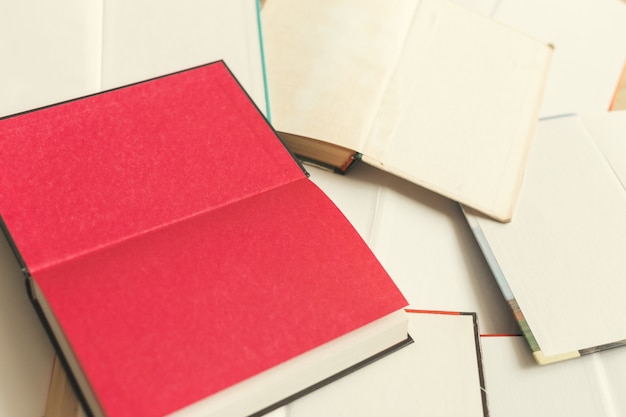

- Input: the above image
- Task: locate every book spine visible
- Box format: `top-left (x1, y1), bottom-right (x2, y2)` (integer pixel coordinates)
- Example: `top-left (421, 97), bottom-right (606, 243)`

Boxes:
top-left (0, 216), bottom-right (29, 278)
top-left (0, 217), bottom-right (93, 416)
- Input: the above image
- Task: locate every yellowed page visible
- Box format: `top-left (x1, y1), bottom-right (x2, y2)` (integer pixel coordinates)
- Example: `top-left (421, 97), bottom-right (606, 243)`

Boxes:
top-left (363, 0), bottom-right (551, 222)
top-left (263, 0), bottom-right (417, 150)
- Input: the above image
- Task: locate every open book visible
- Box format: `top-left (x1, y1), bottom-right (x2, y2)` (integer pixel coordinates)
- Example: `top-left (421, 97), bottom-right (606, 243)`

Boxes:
top-left (262, 0), bottom-right (552, 222)
top-left (0, 62), bottom-right (409, 417)
top-left (463, 111), bottom-right (626, 364)
top-left (0, 0), bottom-right (268, 117)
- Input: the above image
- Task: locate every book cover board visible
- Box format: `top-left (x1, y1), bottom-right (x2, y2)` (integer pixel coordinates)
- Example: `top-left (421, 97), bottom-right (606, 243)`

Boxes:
top-left (0, 61), bottom-right (409, 417)
top-left (282, 309), bottom-right (489, 417)
top-left (262, 0), bottom-right (552, 222)
top-left (0, 0), bottom-right (268, 118)
top-left (463, 112), bottom-right (626, 364)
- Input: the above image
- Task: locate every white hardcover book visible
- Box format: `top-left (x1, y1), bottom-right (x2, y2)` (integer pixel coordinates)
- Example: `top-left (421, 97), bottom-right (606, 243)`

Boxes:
top-left (493, 0), bottom-right (626, 117)
top-left (464, 113), bottom-right (626, 364)
top-left (1, 0), bottom-right (268, 117)
top-left (482, 335), bottom-right (626, 416)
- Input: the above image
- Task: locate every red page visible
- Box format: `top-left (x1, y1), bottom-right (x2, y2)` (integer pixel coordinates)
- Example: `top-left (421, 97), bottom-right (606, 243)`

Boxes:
top-left (0, 62), bottom-right (303, 273)
top-left (0, 62), bottom-right (407, 417)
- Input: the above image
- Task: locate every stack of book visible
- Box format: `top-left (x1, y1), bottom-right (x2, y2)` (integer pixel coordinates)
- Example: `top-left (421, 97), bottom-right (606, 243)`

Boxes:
top-left (1, 0), bottom-right (626, 416)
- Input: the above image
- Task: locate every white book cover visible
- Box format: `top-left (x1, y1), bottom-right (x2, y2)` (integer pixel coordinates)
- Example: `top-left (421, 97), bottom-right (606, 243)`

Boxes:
top-left (0, 0), bottom-right (268, 117)
top-left (463, 113), bottom-right (626, 364)
top-left (492, 0), bottom-right (626, 117)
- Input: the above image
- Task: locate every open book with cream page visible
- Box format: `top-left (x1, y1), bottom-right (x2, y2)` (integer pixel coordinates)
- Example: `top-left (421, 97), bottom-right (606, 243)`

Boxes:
top-left (262, 0), bottom-right (552, 222)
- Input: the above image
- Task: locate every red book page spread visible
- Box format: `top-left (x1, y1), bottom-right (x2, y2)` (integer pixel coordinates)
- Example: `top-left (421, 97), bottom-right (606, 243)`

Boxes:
top-left (35, 179), bottom-right (406, 417)
top-left (0, 62), bottom-right (407, 417)
top-left (0, 62), bottom-right (302, 273)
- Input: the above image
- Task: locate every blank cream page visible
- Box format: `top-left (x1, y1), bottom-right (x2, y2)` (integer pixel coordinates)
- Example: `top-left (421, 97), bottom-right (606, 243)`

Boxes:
top-left (363, 0), bottom-right (552, 222)
top-left (263, 0), bottom-right (417, 150)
